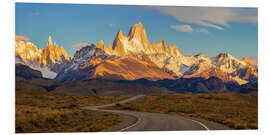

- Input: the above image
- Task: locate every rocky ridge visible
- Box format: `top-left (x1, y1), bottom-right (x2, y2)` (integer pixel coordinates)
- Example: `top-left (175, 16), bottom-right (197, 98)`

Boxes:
top-left (15, 22), bottom-right (258, 85)
top-left (94, 22), bottom-right (257, 84)
top-left (15, 36), bottom-right (70, 78)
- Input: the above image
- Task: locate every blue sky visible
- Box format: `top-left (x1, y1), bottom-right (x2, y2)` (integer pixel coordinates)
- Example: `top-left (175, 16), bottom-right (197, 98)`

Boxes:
top-left (15, 3), bottom-right (258, 59)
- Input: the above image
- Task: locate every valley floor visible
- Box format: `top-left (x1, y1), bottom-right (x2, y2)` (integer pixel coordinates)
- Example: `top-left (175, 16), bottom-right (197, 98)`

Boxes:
top-left (16, 84), bottom-right (258, 132)
top-left (15, 85), bottom-right (132, 133)
top-left (105, 93), bottom-right (258, 129)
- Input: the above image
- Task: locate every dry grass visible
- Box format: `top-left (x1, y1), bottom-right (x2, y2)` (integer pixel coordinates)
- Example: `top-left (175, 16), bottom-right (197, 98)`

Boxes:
top-left (15, 85), bottom-right (131, 133)
top-left (16, 105), bottom-right (122, 133)
top-left (108, 93), bottom-right (258, 129)
top-left (16, 85), bottom-right (132, 108)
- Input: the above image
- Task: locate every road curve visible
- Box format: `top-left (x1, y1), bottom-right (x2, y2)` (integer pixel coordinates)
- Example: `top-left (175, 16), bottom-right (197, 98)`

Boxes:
top-left (82, 95), bottom-right (228, 131)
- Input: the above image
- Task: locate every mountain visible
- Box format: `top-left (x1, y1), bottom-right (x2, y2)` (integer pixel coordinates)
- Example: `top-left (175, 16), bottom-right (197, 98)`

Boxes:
top-left (16, 76), bottom-right (171, 96)
top-left (52, 79), bottom-right (171, 96)
top-left (41, 36), bottom-right (69, 67)
top-left (170, 77), bottom-right (228, 93)
top-left (96, 22), bottom-right (193, 76)
top-left (56, 44), bottom-right (174, 81)
top-left (15, 22), bottom-right (257, 86)
top-left (15, 63), bottom-right (42, 79)
top-left (181, 53), bottom-right (258, 84)
top-left (55, 44), bottom-right (110, 81)
top-left (108, 22), bottom-right (182, 57)
top-left (94, 22), bottom-right (257, 84)
top-left (112, 22), bottom-right (149, 55)
top-left (115, 77), bottom-right (228, 93)
top-left (211, 53), bottom-right (248, 74)
top-left (92, 55), bottom-right (174, 80)
top-left (15, 41), bottom-right (43, 65)
top-left (15, 36), bottom-right (70, 78)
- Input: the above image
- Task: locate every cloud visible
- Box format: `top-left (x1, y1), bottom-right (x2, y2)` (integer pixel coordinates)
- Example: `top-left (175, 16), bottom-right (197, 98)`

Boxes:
top-left (170, 25), bottom-right (193, 32)
top-left (72, 42), bottom-right (90, 50)
top-left (155, 7), bottom-right (257, 30)
top-left (195, 28), bottom-right (209, 34)
top-left (109, 24), bottom-right (116, 27)
top-left (170, 25), bottom-right (209, 34)
top-left (15, 35), bottom-right (29, 41)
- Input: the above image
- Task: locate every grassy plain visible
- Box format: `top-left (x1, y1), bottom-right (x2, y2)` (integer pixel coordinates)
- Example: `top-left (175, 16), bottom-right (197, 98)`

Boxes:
top-left (107, 93), bottom-right (258, 129)
top-left (15, 85), bottom-right (131, 133)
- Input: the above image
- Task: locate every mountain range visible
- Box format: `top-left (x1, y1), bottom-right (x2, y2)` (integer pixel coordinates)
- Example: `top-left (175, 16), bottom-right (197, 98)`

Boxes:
top-left (15, 22), bottom-right (258, 87)
top-left (15, 36), bottom-right (70, 78)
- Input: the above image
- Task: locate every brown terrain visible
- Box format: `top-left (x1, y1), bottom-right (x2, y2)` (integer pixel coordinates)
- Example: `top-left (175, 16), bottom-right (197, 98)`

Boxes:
top-left (92, 56), bottom-right (174, 80)
top-left (15, 83), bottom-right (134, 133)
top-left (106, 94), bottom-right (258, 129)
top-left (14, 21), bottom-right (258, 133)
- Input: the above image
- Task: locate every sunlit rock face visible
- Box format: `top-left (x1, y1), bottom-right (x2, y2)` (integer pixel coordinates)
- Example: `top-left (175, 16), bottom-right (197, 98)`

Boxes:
top-left (94, 22), bottom-right (257, 84)
top-left (15, 41), bottom-right (43, 66)
top-left (16, 36), bottom-right (69, 67)
top-left (15, 36), bottom-right (70, 79)
top-left (41, 36), bottom-right (70, 66)
top-left (110, 22), bottom-right (182, 57)
top-left (91, 55), bottom-right (175, 81)
top-left (98, 22), bottom-right (185, 76)
top-left (15, 22), bottom-right (257, 84)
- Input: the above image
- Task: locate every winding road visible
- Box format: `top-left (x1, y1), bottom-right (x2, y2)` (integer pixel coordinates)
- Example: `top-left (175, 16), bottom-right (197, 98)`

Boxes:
top-left (82, 95), bottom-right (230, 131)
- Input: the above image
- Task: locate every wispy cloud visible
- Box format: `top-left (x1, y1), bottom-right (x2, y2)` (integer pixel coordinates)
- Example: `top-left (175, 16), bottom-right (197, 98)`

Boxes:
top-left (155, 7), bottom-right (257, 30)
top-left (15, 35), bottom-right (29, 41)
top-left (72, 42), bottom-right (90, 50)
top-left (195, 28), bottom-right (209, 34)
top-left (170, 24), bottom-right (209, 34)
top-left (170, 25), bottom-right (193, 32)
top-left (109, 24), bottom-right (116, 28)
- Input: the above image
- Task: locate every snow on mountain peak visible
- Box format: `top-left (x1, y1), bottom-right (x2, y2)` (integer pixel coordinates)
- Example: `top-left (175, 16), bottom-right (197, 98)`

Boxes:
top-left (15, 40), bottom-right (43, 66)
top-left (15, 23), bottom-right (257, 85)
top-left (212, 53), bottom-right (247, 73)
top-left (15, 36), bottom-right (70, 78)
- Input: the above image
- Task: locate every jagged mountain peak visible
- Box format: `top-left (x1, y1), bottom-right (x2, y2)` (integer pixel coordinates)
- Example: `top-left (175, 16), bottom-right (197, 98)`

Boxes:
top-left (37, 23), bottom-right (256, 85)
top-left (215, 53), bottom-right (235, 61)
top-left (112, 29), bottom-right (127, 55)
top-left (214, 53), bottom-right (245, 64)
top-left (218, 52), bottom-right (231, 57)
top-left (129, 21), bottom-right (144, 32)
top-left (15, 36), bottom-right (70, 79)
top-left (127, 21), bottom-right (149, 48)
top-left (107, 43), bottom-right (112, 50)
top-left (156, 40), bottom-right (166, 46)
top-left (97, 40), bottom-right (105, 49)
top-left (109, 22), bottom-right (183, 57)
top-left (15, 40), bottom-right (43, 64)
top-left (241, 57), bottom-right (253, 66)
top-left (194, 53), bottom-right (210, 62)
top-left (73, 44), bottom-right (96, 58)
top-left (116, 29), bottom-right (126, 39)
top-left (42, 36), bottom-right (70, 66)
top-left (59, 44), bottom-right (96, 74)
top-left (18, 36), bottom-right (69, 63)
top-left (48, 36), bottom-right (53, 45)
top-left (195, 52), bottom-right (206, 58)
top-left (211, 52), bottom-right (248, 74)
top-left (136, 21), bottom-right (143, 26)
